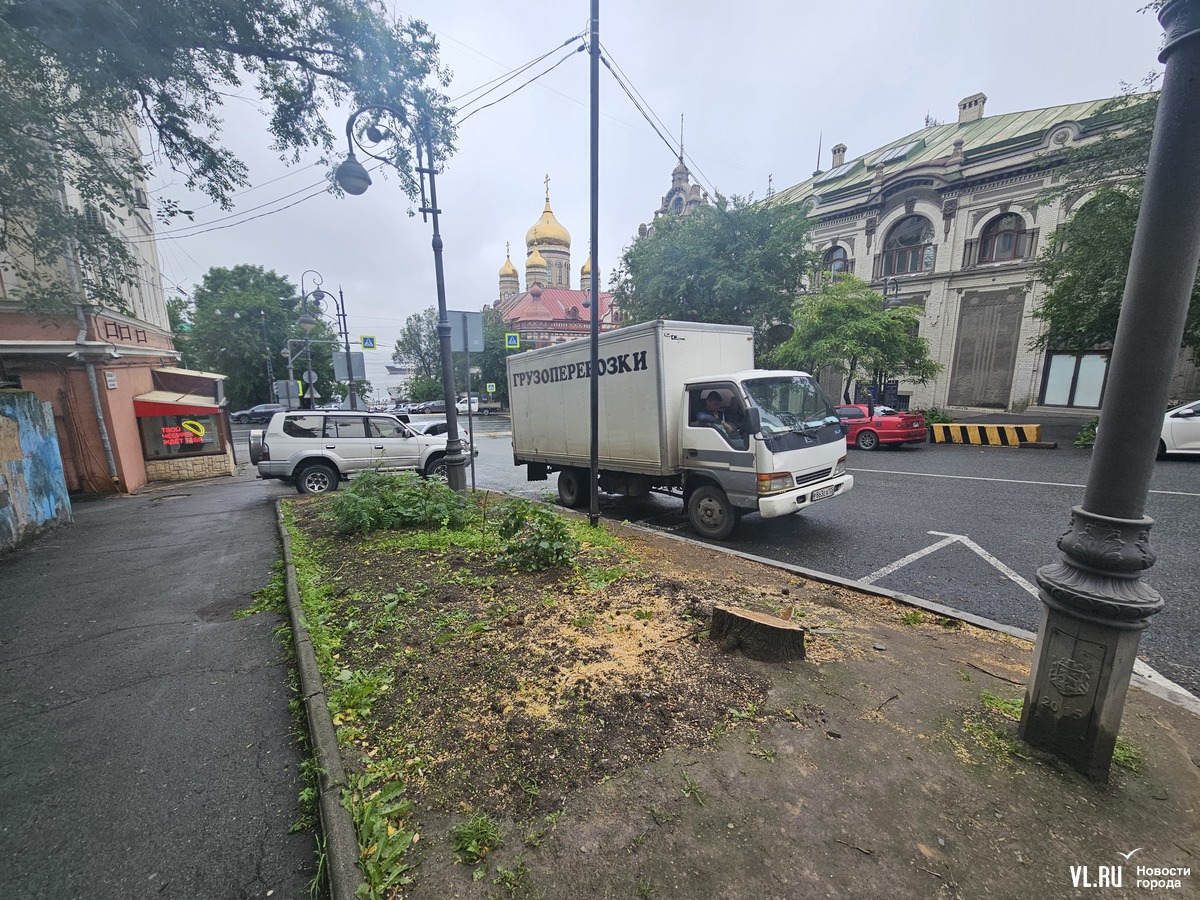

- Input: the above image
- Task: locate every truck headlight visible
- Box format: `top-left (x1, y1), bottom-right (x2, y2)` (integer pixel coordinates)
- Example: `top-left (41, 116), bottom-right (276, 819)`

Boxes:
top-left (833, 455), bottom-right (847, 476)
top-left (757, 472), bottom-right (795, 494)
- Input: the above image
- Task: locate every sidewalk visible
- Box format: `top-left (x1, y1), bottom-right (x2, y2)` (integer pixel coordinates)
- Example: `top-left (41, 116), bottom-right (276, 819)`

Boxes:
top-left (0, 473), bottom-right (312, 899)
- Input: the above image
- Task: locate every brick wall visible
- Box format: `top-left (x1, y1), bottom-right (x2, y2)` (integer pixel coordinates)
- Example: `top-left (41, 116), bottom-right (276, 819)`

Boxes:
top-left (144, 449), bottom-right (236, 482)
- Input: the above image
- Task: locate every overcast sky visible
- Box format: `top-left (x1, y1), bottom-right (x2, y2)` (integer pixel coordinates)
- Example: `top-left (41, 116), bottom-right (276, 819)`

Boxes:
top-left (148, 0), bottom-right (1167, 391)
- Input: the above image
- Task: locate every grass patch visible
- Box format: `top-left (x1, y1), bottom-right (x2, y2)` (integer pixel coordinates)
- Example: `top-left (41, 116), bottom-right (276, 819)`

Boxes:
top-left (1113, 736), bottom-right (1143, 772)
top-left (980, 691), bottom-right (1024, 720)
top-left (450, 813), bottom-right (502, 865)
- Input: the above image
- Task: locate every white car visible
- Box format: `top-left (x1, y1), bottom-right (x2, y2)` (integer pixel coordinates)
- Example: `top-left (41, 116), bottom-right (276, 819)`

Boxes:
top-left (251, 410), bottom-right (450, 493)
top-left (1160, 399), bottom-right (1200, 457)
top-left (455, 396), bottom-right (479, 414)
top-left (410, 419), bottom-right (477, 457)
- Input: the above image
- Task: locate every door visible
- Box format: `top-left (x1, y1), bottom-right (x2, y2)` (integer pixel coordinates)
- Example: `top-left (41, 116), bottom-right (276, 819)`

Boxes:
top-left (321, 415), bottom-right (376, 472)
top-left (368, 416), bottom-right (421, 470)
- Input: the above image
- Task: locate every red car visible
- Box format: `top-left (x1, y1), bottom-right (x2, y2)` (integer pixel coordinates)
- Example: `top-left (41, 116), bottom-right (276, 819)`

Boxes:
top-left (836, 404), bottom-right (927, 450)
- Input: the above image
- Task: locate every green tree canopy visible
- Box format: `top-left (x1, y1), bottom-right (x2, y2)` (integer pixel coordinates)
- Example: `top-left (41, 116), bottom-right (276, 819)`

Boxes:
top-left (1, 0), bottom-right (453, 314)
top-left (393, 306), bottom-right (439, 385)
top-left (1033, 81), bottom-right (1200, 363)
top-left (177, 264), bottom-right (339, 410)
top-left (609, 195), bottom-right (817, 357)
top-left (771, 275), bottom-right (942, 403)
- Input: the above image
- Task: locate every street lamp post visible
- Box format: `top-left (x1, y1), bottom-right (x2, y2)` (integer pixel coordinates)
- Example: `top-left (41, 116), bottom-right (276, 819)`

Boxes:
top-left (299, 270), bottom-right (358, 410)
top-left (333, 99), bottom-right (467, 492)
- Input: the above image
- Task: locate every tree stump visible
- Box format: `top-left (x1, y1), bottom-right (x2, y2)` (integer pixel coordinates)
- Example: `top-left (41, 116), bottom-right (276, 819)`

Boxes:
top-left (710, 605), bottom-right (806, 662)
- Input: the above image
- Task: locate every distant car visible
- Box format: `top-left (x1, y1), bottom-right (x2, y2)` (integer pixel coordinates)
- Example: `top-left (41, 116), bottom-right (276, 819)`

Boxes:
top-left (836, 404), bottom-right (927, 450)
top-left (456, 396), bottom-right (480, 414)
top-left (231, 403), bottom-right (287, 424)
top-left (411, 400), bottom-right (447, 414)
top-left (1159, 399), bottom-right (1200, 457)
top-left (410, 419), bottom-right (477, 457)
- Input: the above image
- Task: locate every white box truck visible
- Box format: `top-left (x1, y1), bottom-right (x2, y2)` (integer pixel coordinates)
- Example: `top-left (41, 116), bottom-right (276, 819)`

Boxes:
top-left (507, 320), bottom-right (853, 539)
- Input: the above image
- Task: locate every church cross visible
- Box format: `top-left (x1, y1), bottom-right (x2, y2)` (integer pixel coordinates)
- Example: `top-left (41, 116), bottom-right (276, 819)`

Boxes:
top-left (544, 173), bottom-right (550, 202)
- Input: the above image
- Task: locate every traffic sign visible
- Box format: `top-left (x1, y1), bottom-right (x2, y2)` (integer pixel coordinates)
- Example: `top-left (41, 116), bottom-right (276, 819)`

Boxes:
top-left (486, 382), bottom-right (496, 393)
top-left (360, 336), bottom-right (376, 350)
top-left (505, 332), bottom-right (520, 349)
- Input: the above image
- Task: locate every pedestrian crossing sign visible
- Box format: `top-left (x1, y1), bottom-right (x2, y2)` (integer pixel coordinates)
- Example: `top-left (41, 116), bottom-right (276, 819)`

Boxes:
top-left (360, 336), bottom-right (376, 350)
top-left (505, 333), bottom-right (519, 349)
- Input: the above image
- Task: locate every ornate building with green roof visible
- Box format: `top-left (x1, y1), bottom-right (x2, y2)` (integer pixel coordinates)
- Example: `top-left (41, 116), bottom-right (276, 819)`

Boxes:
top-left (773, 92), bottom-right (1196, 413)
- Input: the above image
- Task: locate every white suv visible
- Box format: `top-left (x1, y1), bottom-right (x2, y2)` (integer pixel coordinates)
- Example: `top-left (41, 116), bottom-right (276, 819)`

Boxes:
top-left (251, 410), bottom-right (449, 494)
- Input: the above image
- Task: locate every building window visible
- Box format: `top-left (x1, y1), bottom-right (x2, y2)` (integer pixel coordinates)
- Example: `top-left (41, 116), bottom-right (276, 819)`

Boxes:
top-left (823, 246), bottom-right (849, 275)
top-left (1042, 352), bottom-right (1108, 408)
top-left (881, 215), bottom-right (934, 276)
top-left (138, 413), bottom-right (223, 458)
top-left (980, 213), bottom-right (1029, 262)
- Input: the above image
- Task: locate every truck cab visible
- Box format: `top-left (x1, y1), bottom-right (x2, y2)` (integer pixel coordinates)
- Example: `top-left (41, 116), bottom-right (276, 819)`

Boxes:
top-left (678, 372), bottom-right (852, 538)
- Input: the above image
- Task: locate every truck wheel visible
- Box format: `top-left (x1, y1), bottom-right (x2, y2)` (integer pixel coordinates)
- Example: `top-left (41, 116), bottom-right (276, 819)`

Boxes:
top-left (424, 454), bottom-right (448, 479)
top-left (687, 484), bottom-right (737, 540)
top-left (557, 468), bottom-right (588, 508)
top-left (855, 429), bottom-right (879, 451)
top-left (296, 462), bottom-right (338, 494)
top-left (248, 429), bottom-right (265, 465)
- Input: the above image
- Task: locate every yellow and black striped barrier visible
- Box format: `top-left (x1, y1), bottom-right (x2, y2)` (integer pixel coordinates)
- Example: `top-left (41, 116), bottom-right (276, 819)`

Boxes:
top-left (930, 423), bottom-right (1048, 447)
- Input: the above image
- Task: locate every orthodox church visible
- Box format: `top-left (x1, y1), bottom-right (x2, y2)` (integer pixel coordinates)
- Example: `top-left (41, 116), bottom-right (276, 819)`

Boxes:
top-left (495, 178), bottom-right (619, 350)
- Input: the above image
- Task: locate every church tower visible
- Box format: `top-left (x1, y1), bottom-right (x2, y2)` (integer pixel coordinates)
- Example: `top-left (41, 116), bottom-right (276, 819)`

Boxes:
top-left (498, 242), bottom-right (520, 304)
top-left (525, 175), bottom-right (571, 290)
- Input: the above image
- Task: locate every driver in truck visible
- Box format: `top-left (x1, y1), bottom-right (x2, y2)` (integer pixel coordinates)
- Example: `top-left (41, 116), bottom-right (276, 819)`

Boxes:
top-left (695, 391), bottom-right (747, 449)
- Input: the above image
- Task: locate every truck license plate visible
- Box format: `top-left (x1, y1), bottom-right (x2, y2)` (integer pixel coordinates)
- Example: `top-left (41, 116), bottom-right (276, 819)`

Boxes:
top-left (811, 485), bottom-right (836, 502)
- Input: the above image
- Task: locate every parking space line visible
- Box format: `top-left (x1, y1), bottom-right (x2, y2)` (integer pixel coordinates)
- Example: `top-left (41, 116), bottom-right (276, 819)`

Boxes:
top-left (848, 468), bottom-right (1200, 498)
top-left (861, 530), bottom-right (1040, 598)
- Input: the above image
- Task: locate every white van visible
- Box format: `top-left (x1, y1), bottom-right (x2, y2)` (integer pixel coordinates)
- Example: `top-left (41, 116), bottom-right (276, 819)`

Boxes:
top-left (455, 396), bottom-right (479, 414)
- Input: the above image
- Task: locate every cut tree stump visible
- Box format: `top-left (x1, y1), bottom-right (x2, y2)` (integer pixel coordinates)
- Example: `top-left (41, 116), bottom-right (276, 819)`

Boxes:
top-left (710, 605), bottom-right (806, 662)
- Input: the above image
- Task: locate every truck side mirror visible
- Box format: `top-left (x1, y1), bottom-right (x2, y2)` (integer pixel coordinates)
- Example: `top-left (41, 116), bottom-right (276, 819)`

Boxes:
top-left (745, 407), bottom-right (761, 434)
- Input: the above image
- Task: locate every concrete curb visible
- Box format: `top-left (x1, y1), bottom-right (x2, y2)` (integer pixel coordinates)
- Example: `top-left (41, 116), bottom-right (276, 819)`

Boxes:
top-left (276, 501), bottom-right (364, 900)
top-left (619, 521), bottom-right (1200, 718)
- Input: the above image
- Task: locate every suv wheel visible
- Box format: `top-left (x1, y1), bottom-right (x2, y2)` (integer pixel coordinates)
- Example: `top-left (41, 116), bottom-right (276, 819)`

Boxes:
top-left (296, 462), bottom-right (338, 494)
top-left (424, 454), bottom-right (448, 479)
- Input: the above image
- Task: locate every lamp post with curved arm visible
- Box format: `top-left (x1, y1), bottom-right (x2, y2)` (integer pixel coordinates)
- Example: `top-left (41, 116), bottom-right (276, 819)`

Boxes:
top-left (333, 100), bottom-right (467, 492)
top-left (299, 270), bottom-right (358, 410)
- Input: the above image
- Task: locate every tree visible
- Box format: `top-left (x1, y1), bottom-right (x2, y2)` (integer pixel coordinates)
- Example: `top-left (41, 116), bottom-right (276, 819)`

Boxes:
top-left (1, 0), bottom-right (453, 314)
top-left (393, 307), bottom-right (440, 399)
top-left (610, 195), bottom-right (818, 357)
top-left (771, 275), bottom-right (941, 403)
top-left (476, 307), bottom-right (513, 406)
top-left (1032, 80), bottom-right (1200, 363)
top-left (176, 264), bottom-right (340, 410)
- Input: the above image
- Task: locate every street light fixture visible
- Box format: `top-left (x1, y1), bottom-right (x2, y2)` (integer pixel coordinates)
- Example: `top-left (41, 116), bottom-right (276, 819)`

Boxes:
top-left (298, 269), bottom-right (358, 410)
top-left (333, 97), bottom-right (467, 493)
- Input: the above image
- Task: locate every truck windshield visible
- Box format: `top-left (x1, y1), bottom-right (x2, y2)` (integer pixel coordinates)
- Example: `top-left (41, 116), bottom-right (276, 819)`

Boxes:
top-left (742, 375), bottom-right (840, 435)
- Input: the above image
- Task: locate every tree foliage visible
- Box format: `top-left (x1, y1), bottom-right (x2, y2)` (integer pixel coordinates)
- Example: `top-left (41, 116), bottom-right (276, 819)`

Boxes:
top-left (771, 275), bottom-right (942, 403)
top-left (609, 195), bottom-right (818, 357)
top-left (1033, 79), bottom-right (1200, 362)
top-left (174, 264), bottom-right (340, 410)
top-left (393, 306), bottom-right (439, 384)
top-left (1, 0), bottom-right (453, 314)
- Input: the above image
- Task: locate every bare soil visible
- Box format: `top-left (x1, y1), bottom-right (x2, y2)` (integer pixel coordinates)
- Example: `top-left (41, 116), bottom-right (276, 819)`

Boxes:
top-left (289, 498), bottom-right (1200, 900)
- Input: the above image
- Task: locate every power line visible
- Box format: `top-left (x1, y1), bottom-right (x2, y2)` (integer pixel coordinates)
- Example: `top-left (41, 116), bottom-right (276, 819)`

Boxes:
top-left (453, 34), bottom-right (583, 108)
top-left (456, 43), bottom-right (586, 126)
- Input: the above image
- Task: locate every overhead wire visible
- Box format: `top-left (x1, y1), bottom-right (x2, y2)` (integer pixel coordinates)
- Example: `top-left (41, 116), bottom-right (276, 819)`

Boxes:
top-left (456, 43), bottom-right (586, 126)
top-left (452, 34), bottom-right (583, 108)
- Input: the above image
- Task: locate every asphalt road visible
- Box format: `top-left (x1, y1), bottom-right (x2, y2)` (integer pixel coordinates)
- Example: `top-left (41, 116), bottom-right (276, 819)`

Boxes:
top-left (457, 417), bottom-right (1200, 696)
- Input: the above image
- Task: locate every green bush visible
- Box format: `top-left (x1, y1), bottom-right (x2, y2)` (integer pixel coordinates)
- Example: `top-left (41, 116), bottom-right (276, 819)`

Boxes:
top-left (322, 471), bottom-right (471, 535)
top-left (1074, 417), bottom-right (1099, 448)
top-left (495, 499), bottom-right (579, 571)
top-left (919, 407), bottom-right (955, 425)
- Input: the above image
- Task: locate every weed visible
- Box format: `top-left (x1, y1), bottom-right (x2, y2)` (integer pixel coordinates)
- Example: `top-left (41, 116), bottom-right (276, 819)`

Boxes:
top-left (328, 668), bottom-right (390, 722)
top-left (632, 608), bottom-right (654, 621)
top-left (648, 806), bottom-right (678, 826)
top-left (957, 668), bottom-right (972, 681)
top-left (290, 755), bottom-right (322, 833)
top-left (307, 832), bottom-right (326, 900)
top-left (493, 857), bottom-right (530, 897)
top-left (521, 780), bottom-right (540, 809)
top-left (979, 691), bottom-right (1023, 720)
top-left (322, 471), bottom-right (472, 535)
top-left (235, 564), bottom-right (286, 618)
top-left (1074, 416), bottom-right (1099, 448)
top-left (680, 769), bottom-right (706, 806)
top-left (1113, 736), bottom-right (1143, 772)
top-left (346, 773), bottom-right (416, 898)
top-left (581, 563), bottom-right (629, 590)
top-left (450, 812), bottom-right (502, 864)
top-left (901, 610), bottom-right (925, 626)
top-left (496, 499), bottom-right (579, 571)
top-left (571, 613), bottom-right (597, 629)
top-left (637, 875), bottom-right (655, 898)
top-left (749, 745), bottom-right (776, 762)
top-left (729, 701), bottom-right (759, 721)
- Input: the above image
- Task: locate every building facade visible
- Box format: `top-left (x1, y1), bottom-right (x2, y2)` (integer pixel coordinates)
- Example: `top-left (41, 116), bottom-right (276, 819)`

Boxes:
top-left (773, 92), bottom-right (1198, 413)
top-left (0, 119), bottom-right (233, 494)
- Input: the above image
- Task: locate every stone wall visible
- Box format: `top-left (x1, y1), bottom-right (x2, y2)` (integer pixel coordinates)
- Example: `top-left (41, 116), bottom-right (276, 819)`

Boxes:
top-left (144, 449), bottom-right (236, 482)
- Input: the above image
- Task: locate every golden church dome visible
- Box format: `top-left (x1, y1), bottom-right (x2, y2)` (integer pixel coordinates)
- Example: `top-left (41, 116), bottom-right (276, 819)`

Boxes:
top-left (525, 199), bottom-right (571, 249)
top-left (526, 246), bottom-right (547, 269)
top-left (580, 255), bottom-right (592, 275)
top-left (499, 252), bottom-right (518, 278)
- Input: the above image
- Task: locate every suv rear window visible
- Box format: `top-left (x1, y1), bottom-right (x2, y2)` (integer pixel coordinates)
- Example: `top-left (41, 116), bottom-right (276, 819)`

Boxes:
top-left (325, 417), bottom-right (367, 438)
top-left (283, 415), bottom-right (323, 438)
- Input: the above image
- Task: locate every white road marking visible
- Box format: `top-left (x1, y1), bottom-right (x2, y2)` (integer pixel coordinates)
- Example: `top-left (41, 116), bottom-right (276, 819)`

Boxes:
top-left (849, 468), bottom-right (1200, 498)
top-left (861, 530), bottom-right (1040, 598)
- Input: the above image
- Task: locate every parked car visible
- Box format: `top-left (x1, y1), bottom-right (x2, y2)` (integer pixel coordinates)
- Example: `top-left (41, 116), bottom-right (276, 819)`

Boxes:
top-left (455, 396), bottom-right (479, 414)
top-left (836, 404), bottom-right (927, 450)
top-left (411, 399), bottom-right (447, 414)
top-left (251, 410), bottom-right (450, 494)
top-left (231, 403), bottom-right (287, 424)
top-left (410, 419), bottom-right (477, 457)
top-left (1159, 399), bottom-right (1200, 457)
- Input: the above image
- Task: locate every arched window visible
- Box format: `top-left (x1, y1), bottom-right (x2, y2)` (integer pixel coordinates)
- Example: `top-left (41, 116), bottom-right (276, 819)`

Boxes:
top-left (980, 213), bottom-right (1027, 262)
top-left (823, 246), bottom-right (849, 275)
top-left (882, 215), bottom-right (934, 276)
